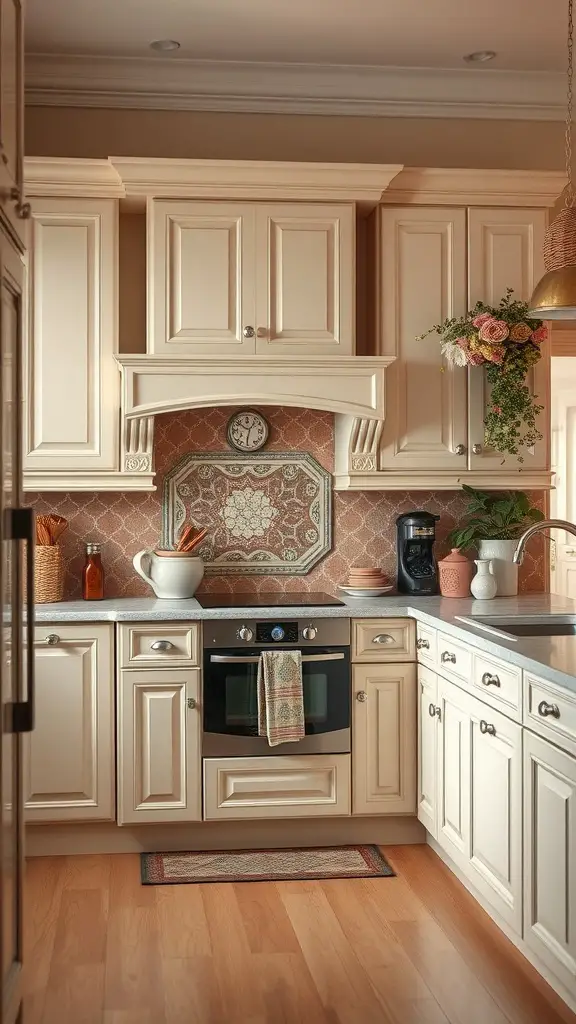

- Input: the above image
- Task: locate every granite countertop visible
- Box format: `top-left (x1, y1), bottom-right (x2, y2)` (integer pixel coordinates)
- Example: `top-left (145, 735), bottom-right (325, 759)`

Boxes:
top-left (35, 592), bottom-right (576, 695)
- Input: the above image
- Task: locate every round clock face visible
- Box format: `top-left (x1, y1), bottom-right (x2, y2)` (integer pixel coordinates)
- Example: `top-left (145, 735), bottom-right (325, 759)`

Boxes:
top-left (227, 410), bottom-right (270, 452)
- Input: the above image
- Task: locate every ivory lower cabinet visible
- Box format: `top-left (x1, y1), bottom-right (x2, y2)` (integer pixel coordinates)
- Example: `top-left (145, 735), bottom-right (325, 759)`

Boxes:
top-left (24, 624), bottom-right (114, 822)
top-left (417, 664), bottom-right (439, 836)
top-left (117, 667), bottom-right (201, 824)
top-left (524, 730), bottom-right (576, 994)
top-left (352, 662), bottom-right (416, 815)
top-left (204, 754), bottom-right (351, 820)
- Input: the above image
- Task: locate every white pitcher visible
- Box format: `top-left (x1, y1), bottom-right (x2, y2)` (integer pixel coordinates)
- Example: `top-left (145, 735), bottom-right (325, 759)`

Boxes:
top-left (133, 550), bottom-right (204, 599)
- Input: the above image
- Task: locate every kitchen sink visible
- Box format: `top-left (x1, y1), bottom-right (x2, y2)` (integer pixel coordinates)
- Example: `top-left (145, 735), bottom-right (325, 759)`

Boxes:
top-left (456, 615), bottom-right (576, 639)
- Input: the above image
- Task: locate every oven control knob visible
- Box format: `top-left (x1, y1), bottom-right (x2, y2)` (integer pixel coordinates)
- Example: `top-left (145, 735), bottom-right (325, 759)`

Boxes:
top-left (270, 626), bottom-right (285, 641)
top-left (237, 626), bottom-right (253, 642)
top-left (302, 625), bottom-right (317, 640)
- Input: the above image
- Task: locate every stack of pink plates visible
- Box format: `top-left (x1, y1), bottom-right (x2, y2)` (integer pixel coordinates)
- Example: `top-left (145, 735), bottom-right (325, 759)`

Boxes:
top-left (338, 567), bottom-right (393, 598)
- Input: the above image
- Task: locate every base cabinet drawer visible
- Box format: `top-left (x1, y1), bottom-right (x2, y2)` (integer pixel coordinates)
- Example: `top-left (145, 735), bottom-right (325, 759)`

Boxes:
top-left (524, 673), bottom-right (576, 757)
top-left (119, 623), bottom-right (200, 668)
top-left (416, 623), bottom-right (437, 668)
top-left (472, 652), bottom-right (521, 720)
top-left (436, 632), bottom-right (473, 683)
top-left (203, 754), bottom-right (351, 820)
top-left (352, 619), bottom-right (415, 662)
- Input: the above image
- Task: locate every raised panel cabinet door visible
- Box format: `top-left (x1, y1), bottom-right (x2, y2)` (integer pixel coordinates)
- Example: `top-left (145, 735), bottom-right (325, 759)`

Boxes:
top-left (352, 662), bottom-right (416, 815)
top-left (117, 667), bottom-right (201, 824)
top-left (148, 200), bottom-right (256, 355)
top-left (378, 207), bottom-right (468, 471)
top-left (467, 208), bottom-right (549, 473)
top-left (469, 701), bottom-right (522, 933)
top-left (417, 665), bottom-right (438, 836)
top-left (24, 625), bottom-right (114, 822)
top-left (437, 675), bottom-right (471, 860)
top-left (255, 203), bottom-right (354, 355)
top-left (23, 198), bottom-right (120, 474)
top-left (0, 0), bottom-right (25, 249)
top-left (524, 730), bottom-right (576, 994)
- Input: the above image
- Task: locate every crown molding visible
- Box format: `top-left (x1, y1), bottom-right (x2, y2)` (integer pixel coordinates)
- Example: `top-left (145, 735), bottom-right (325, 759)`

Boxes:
top-left (24, 157), bottom-right (124, 197)
top-left (382, 167), bottom-right (567, 207)
top-left (25, 53), bottom-right (566, 122)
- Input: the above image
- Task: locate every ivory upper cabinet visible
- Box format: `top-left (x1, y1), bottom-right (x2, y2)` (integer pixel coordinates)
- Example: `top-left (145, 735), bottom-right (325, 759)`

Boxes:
top-left (149, 199), bottom-right (355, 356)
top-left (378, 208), bottom-right (468, 472)
top-left (23, 197), bottom-right (120, 482)
top-left (467, 207), bottom-right (549, 473)
top-left (254, 203), bottom-right (354, 355)
top-left (0, 0), bottom-right (26, 248)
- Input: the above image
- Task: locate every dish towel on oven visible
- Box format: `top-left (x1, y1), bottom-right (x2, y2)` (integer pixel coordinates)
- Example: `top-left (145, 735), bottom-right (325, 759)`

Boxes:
top-left (257, 650), bottom-right (305, 746)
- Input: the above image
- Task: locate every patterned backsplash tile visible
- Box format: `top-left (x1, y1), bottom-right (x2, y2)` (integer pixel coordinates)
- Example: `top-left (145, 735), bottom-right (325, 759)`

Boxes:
top-left (26, 406), bottom-right (546, 598)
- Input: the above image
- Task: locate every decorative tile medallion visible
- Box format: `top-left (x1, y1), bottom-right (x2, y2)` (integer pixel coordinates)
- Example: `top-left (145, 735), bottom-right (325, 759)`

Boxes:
top-left (162, 452), bottom-right (332, 575)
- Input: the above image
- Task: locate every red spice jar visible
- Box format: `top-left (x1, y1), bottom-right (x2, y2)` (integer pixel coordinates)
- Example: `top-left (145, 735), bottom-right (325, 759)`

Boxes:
top-left (438, 548), bottom-right (474, 598)
top-left (82, 542), bottom-right (105, 600)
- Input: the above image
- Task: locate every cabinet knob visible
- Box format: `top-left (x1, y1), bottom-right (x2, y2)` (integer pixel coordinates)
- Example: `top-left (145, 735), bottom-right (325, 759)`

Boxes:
top-left (479, 720), bottom-right (496, 736)
top-left (453, 444), bottom-right (466, 456)
top-left (538, 700), bottom-right (560, 719)
top-left (481, 672), bottom-right (501, 688)
top-left (151, 640), bottom-right (175, 651)
top-left (356, 691), bottom-right (368, 702)
top-left (472, 443), bottom-right (483, 455)
top-left (44, 634), bottom-right (60, 646)
top-left (417, 638), bottom-right (430, 650)
top-left (441, 651), bottom-right (456, 664)
top-left (372, 633), bottom-right (394, 645)
top-left (187, 697), bottom-right (197, 710)
top-left (9, 187), bottom-right (31, 220)
top-left (243, 326), bottom-right (255, 339)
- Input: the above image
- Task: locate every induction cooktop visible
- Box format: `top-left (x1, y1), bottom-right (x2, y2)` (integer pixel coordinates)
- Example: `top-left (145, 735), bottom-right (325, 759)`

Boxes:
top-left (194, 592), bottom-right (345, 609)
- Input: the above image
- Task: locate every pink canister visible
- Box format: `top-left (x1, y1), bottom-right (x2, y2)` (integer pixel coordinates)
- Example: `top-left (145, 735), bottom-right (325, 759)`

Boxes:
top-left (438, 548), bottom-right (474, 598)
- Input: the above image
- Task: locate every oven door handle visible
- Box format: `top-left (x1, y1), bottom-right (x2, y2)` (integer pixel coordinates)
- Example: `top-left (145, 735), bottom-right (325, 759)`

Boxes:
top-left (209, 653), bottom-right (346, 664)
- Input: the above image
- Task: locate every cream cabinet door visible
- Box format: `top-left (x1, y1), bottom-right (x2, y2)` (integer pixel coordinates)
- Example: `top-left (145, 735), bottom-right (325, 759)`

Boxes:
top-left (23, 198), bottom-right (119, 477)
top-left (148, 200), bottom-right (256, 355)
top-left (24, 625), bottom-right (114, 822)
top-left (467, 207), bottom-right (549, 473)
top-left (117, 667), bottom-right (201, 824)
top-left (378, 207), bottom-right (468, 471)
top-left (0, 0), bottom-right (25, 248)
top-left (524, 730), bottom-right (576, 993)
top-left (417, 665), bottom-right (439, 836)
top-left (255, 203), bottom-right (354, 355)
top-left (352, 662), bottom-right (416, 815)
top-left (437, 674), bottom-right (470, 859)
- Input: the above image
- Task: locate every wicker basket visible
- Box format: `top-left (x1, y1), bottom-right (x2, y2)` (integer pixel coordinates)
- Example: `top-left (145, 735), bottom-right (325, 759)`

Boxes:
top-left (34, 545), bottom-right (64, 603)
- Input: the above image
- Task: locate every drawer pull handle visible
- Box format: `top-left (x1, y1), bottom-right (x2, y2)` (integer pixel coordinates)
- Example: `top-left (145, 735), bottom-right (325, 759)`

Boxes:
top-left (481, 672), bottom-right (501, 688)
top-left (151, 640), bottom-right (175, 652)
top-left (356, 691), bottom-right (368, 702)
top-left (480, 720), bottom-right (496, 736)
top-left (187, 697), bottom-right (197, 710)
top-left (538, 700), bottom-right (561, 719)
top-left (441, 651), bottom-right (456, 664)
top-left (44, 634), bottom-right (60, 646)
top-left (417, 638), bottom-right (430, 650)
top-left (372, 634), bottom-right (394, 644)
top-left (428, 703), bottom-right (441, 719)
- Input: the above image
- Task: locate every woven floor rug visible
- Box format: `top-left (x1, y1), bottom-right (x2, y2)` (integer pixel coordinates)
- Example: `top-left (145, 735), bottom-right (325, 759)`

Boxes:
top-left (141, 845), bottom-right (395, 885)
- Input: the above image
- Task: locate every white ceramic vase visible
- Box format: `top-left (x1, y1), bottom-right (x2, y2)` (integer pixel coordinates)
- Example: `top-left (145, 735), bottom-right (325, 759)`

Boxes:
top-left (133, 550), bottom-right (204, 599)
top-left (470, 558), bottom-right (498, 600)
top-left (477, 538), bottom-right (519, 596)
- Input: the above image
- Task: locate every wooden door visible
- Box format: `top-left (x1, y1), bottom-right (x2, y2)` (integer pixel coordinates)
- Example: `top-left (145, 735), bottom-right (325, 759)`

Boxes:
top-left (117, 667), bottom-right (201, 824)
top-left (524, 730), bottom-right (576, 993)
top-left (24, 625), bottom-right (114, 822)
top-left (417, 665), bottom-right (438, 836)
top-left (467, 207), bottom-right (549, 472)
top-left (23, 198), bottom-right (119, 478)
top-left (255, 203), bottom-right (354, 355)
top-left (437, 675), bottom-right (471, 860)
top-left (352, 662), bottom-right (416, 815)
top-left (0, 0), bottom-right (25, 249)
top-left (378, 207), bottom-right (468, 472)
top-left (148, 200), bottom-right (256, 355)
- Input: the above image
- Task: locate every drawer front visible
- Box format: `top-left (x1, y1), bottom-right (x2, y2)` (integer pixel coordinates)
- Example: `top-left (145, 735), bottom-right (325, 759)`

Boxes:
top-left (416, 622), bottom-right (437, 668)
top-left (119, 623), bottom-right (200, 668)
top-left (524, 673), bottom-right (576, 757)
top-left (436, 632), bottom-right (472, 683)
top-left (203, 754), bottom-right (351, 820)
top-left (472, 652), bottom-right (521, 720)
top-left (352, 619), bottom-right (415, 662)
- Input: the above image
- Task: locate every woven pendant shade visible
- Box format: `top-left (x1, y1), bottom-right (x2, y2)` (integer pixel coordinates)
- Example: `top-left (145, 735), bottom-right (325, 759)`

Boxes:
top-left (543, 206), bottom-right (576, 271)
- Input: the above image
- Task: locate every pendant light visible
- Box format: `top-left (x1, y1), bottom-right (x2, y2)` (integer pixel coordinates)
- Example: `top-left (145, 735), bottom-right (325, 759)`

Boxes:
top-left (528, 0), bottom-right (576, 318)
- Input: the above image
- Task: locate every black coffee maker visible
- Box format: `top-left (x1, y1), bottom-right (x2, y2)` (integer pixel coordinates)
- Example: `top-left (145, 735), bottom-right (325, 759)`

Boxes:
top-left (396, 511), bottom-right (440, 595)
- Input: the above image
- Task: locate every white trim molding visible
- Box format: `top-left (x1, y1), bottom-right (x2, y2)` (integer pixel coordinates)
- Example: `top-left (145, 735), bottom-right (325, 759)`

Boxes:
top-left (25, 53), bottom-right (566, 122)
top-left (24, 157), bottom-right (124, 198)
top-left (332, 470), bottom-right (554, 491)
top-left (382, 168), bottom-right (566, 208)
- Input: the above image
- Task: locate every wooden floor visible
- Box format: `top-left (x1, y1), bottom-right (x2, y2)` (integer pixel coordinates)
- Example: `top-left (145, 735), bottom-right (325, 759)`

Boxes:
top-left (24, 844), bottom-right (576, 1024)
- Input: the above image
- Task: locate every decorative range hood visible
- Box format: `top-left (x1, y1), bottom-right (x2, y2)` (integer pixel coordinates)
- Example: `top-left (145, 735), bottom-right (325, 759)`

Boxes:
top-left (115, 353), bottom-right (394, 489)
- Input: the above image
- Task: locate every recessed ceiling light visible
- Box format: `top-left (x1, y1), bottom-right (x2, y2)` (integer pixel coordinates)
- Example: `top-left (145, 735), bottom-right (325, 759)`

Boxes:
top-left (463, 50), bottom-right (497, 63)
top-left (149, 39), bottom-right (181, 53)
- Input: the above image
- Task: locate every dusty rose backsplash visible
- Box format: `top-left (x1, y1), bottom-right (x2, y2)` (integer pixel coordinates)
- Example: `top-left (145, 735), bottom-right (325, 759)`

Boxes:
top-left (26, 407), bottom-right (546, 598)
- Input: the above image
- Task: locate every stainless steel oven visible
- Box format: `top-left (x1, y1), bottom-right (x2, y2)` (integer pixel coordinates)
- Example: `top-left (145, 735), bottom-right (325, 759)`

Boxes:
top-left (202, 618), bottom-right (350, 756)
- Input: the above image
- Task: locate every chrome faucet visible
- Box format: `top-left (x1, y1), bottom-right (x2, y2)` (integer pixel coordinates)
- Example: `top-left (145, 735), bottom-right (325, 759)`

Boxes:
top-left (513, 519), bottom-right (576, 565)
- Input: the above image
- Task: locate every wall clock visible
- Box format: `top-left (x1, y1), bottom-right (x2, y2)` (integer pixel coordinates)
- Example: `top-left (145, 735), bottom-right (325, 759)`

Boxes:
top-left (226, 410), bottom-right (270, 452)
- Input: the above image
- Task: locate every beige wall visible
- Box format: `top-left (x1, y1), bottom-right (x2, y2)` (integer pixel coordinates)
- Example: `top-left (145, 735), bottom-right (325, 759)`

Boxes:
top-left (25, 105), bottom-right (563, 169)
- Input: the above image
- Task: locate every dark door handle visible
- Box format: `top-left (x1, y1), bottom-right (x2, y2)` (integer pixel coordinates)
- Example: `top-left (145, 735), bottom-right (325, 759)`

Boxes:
top-left (7, 508), bottom-right (35, 733)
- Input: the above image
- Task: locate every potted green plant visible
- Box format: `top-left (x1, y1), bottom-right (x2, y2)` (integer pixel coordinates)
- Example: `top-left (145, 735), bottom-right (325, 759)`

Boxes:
top-left (448, 486), bottom-right (544, 596)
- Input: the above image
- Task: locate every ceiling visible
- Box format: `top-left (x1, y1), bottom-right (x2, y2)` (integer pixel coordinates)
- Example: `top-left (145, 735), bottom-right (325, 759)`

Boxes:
top-left (26, 0), bottom-right (568, 72)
